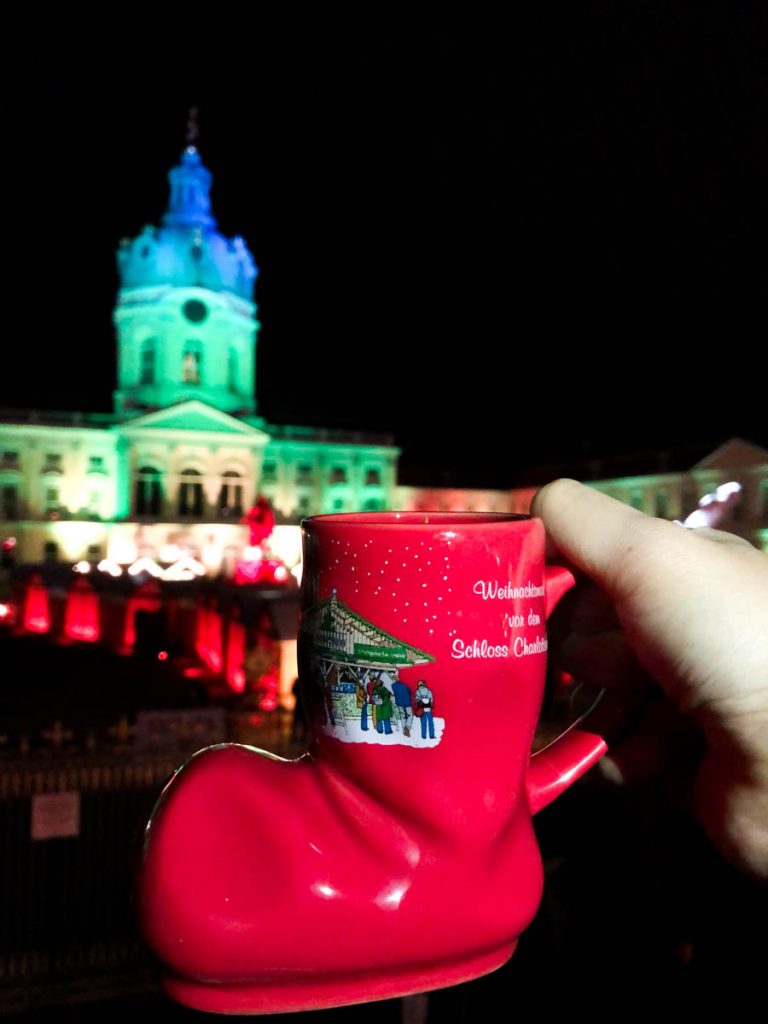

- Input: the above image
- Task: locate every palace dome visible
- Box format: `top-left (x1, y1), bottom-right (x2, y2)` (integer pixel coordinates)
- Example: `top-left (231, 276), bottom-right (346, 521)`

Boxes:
top-left (117, 147), bottom-right (257, 301)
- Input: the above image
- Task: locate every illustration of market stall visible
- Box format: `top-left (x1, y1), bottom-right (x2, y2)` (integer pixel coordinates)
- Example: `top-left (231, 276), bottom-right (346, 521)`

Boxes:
top-left (299, 589), bottom-right (439, 745)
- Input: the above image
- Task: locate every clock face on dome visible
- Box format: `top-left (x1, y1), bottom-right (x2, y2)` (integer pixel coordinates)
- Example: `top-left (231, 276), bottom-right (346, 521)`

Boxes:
top-left (183, 299), bottom-right (208, 324)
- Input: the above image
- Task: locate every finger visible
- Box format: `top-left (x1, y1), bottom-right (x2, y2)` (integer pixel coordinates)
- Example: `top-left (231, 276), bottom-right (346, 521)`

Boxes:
top-left (531, 479), bottom-right (661, 599)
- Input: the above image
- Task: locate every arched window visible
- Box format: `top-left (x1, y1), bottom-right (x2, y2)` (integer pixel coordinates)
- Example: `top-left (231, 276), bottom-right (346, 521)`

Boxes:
top-left (140, 339), bottom-right (157, 385)
top-left (179, 468), bottom-right (204, 517)
top-left (135, 466), bottom-right (162, 516)
top-left (227, 349), bottom-right (238, 393)
top-left (218, 470), bottom-right (243, 517)
top-left (363, 497), bottom-right (383, 512)
top-left (365, 469), bottom-right (382, 486)
top-left (1, 482), bottom-right (18, 520)
top-left (182, 341), bottom-right (202, 385)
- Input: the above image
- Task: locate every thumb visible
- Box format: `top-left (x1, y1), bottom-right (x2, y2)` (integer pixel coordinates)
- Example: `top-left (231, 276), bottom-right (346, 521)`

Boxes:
top-left (531, 479), bottom-right (768, 730)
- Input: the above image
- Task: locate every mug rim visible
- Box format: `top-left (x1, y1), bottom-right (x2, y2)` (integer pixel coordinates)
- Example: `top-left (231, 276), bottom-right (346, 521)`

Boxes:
top-left (302, 510), bottom-right (531, 528)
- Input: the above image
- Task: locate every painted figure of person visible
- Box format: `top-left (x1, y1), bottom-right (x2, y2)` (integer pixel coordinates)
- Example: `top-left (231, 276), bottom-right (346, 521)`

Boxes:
top-left (390, 675), bottom-right (414, 737)
top-left (372, 677), bottom-right (394, 735)
top-left (414, 680), bottom-right (435, 740)
top-left (366, 679), bottom-right (379, 731)
top-left (356, 680), bottom-right (369, 731)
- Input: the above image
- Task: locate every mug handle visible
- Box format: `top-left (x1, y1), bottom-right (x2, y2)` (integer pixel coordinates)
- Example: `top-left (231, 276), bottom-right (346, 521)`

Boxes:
top-left (526, 565), bottom-right (608, 814)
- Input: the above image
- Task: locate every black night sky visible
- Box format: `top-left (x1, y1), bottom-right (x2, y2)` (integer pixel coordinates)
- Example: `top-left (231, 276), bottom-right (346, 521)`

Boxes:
top-left (2, 9), bottom-right (766, 487)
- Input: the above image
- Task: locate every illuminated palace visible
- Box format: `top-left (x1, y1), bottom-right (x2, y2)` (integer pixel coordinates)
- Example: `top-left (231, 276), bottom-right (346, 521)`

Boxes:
top-left (0, 144), bottom-right (766, 572)
top-left (0, 146), bottom-right (398, 573)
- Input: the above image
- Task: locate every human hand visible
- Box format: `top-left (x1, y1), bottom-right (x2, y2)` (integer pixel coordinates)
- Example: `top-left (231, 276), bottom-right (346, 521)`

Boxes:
top-left (531, 478), bottom-right (768, 878)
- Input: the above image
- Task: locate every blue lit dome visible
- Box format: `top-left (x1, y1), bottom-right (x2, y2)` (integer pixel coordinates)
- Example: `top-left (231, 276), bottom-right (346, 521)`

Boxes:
top-left (117, 147), bottom-right (258, 301)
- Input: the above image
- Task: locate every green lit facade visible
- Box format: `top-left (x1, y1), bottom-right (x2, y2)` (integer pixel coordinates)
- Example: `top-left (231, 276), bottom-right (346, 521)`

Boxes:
top-left (0, 146), bottom-right (398, 571)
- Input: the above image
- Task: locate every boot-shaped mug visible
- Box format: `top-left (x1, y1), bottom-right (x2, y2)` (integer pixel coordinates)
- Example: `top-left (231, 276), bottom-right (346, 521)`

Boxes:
top-left (138, 511), bottom-right (607, 1014)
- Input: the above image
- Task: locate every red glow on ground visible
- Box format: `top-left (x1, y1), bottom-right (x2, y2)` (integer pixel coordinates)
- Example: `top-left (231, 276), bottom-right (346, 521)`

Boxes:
top-left (64, 578), bottom-right (100, 643)
top-left (24, 578), bottom-right (50, 634)
top-left (226, 618), bottom-right (246, 692)
top-left (257, 671), bottom-right (279, 710)
top-left (196, 605), bottom-right (223, 672)
top-left (182, 666), bottom-right (204, 679)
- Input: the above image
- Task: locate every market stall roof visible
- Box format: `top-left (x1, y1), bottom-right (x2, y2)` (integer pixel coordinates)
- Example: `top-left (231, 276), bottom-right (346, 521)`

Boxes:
top-left (301, 591), bottom-right (435, 669)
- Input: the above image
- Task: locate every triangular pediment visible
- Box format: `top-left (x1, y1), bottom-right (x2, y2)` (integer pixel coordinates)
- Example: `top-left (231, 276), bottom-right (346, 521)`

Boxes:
top-left (115, 401), bottom-right (269, 440)
top-left (694, 438), bottom-right (768, 471)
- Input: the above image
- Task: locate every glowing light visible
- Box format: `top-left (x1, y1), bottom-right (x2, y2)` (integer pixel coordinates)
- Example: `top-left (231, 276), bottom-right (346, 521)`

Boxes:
top-left (182, 665), bottom-right (204, 679)
top-left (73, 560), bottom-right (91, 574)
top-left (107, 535), bottom-right (138, 564)
top-left (128, 556), bottom-right (163, 577)
top-left (256, 670), bottom-right (279, 710)
top-left (157, 650), bottom-right (169, 661)
top-left (682, 481), bottom-right (743, 529)
top-left (23, 577), bottom-right (50, 634)
top-left (243, 545), bottom-right (263, 561)
top-left (97, 558), bottom-right (123, 577)
top-left (2, 537), bottom-right (16, 551)
top-left (159, 544), bottom-right (182, 563)
top-left (291, 562), bottom-right (303, 585)
top-left (64, 577), bottom-right (100, 643)
top-left (0, 603), bottom-right (12, 620)
top-left (161, 555), bottom-right (206, 581)
top-left (196, 605), bottom-right (223, 672)
top-left (226, 617), bottom-right (246, 692)
top-left (274, 565), bottom-right (288, 581)
top-left (270, 525), bottom-right (302, 567)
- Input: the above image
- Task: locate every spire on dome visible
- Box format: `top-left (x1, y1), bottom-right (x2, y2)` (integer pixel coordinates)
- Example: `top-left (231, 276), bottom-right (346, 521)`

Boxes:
top-left (163, 110), bottom-right (216, 230)
top-left (186, 106), bottom-right (199, 147)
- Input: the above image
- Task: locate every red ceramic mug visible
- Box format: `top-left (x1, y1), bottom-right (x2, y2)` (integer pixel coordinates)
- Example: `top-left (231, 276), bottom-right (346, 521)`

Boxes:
top-left (139, 511), bottom-right (606, 1015)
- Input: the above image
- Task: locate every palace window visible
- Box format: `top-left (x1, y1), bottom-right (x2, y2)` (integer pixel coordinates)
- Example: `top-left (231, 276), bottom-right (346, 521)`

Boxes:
top-left (179, 468), bottom-right (204, 517)
top-left (365, 469), bottom-right (382, 486)
top-left (87, 455), bottom-right (106, 473)
top-left (218, 471), bottom-right (244, 517)
top-left (1, 451), bottom-right (18, 468)
top-left (227, 348), bottom-right (238, 393)
top-left (262, 462), bottom-right (277, 483)
top-left (45, 486), bottom-right (60, 514)
top-left (363, 497), bottom-right (383, 512)
top-left (140, 339), bottom-right (157, 385)
top-left (135, 466), bottom-right (162, 516)
top-left (330, 467), bottom-right (347, 484)
top-left (182, 341), bottom-right (202, 385)
top-left (1, 484), bottom-right (18, 520)
top-left (297, 463), bottom-right (313, 484)
top-left (44, 453), bottom-right (62, 472)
